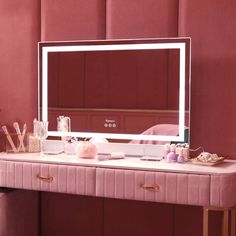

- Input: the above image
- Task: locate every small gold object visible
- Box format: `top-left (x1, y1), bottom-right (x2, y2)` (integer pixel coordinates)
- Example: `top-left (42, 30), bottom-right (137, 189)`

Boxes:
top-left (140, 184), bottom-right (160, 192)
top-left (36, 174), bottom-right (53, 182)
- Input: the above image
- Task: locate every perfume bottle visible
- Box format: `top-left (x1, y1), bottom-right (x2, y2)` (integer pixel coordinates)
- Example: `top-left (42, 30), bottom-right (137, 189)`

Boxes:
top-left (64, 137), bottom-right (77, 155)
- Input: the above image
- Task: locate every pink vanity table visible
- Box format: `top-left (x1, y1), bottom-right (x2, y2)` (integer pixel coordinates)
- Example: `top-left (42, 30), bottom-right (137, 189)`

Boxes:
top-left (0, 153), bottom-right (235, 236)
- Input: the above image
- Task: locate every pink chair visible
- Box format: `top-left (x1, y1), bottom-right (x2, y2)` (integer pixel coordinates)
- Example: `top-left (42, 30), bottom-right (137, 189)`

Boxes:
top-left (129, 124), bottom-right (180, 145)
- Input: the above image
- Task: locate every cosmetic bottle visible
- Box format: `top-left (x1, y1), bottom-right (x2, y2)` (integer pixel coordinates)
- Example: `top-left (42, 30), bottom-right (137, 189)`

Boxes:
top-left (166, 144), bottom-right (177, 163)
top-left (177, 147), bottom-right (185, 163)
top-left (164, 144), bottom-right (170, 159)
top-left (64, 138), bottom-right (77, 155)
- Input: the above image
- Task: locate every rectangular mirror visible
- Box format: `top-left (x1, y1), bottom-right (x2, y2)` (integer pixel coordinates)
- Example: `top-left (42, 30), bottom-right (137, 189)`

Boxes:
top-left (38, 38), bottom-right (191, 144)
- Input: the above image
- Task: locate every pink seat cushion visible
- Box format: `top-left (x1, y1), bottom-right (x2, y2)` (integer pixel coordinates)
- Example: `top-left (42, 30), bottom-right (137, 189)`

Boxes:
top-left (129, 124), bottom-right (180, 145)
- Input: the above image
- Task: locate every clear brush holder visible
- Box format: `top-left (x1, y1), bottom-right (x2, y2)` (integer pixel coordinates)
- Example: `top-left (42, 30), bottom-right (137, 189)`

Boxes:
top-left (5, 133), bottom-right (29, 153)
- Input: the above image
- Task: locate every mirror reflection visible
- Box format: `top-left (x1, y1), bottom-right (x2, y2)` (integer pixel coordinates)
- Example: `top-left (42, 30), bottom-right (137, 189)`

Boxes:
top-left (39, 38), bottom-right (190, 144)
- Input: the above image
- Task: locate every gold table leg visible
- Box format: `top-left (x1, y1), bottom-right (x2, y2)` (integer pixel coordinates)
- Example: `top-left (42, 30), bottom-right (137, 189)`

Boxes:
top-left (203, 207), bottom-right (235, 236)
top-left (222, 209), bottom-right (229, 236)
top-left (203, 207), bottom-right (209, 236)
top-left (231, 207), bottom-right (235, 236)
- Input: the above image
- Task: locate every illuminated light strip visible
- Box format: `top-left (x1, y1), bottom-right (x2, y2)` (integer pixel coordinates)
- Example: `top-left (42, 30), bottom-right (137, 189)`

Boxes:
top-left (48, 131), bottom-right (182, 142)
top-left (41, 42), bottom-right (187, 142)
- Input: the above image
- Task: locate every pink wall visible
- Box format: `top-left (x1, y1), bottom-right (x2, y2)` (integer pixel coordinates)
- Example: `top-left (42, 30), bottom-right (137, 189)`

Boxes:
top-left (0, 1), bottom-right (233, 235)
top-left (0, 0), bottom-right (40, 131)
top-left (1, 0), bottom-right (236, 158)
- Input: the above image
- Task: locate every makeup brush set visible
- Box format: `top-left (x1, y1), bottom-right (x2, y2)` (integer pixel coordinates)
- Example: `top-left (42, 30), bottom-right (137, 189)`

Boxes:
top-left (2, 122), bottom-right (27, 153)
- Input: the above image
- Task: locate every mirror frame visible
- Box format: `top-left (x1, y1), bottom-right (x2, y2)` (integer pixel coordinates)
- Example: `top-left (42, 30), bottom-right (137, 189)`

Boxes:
top-left (38, 37), bottom-right (191, 143)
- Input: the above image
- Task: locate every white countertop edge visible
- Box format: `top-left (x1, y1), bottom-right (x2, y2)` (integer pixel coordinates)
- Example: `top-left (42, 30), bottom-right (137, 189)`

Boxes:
top-left (0, 152), bottom-right (235, 175)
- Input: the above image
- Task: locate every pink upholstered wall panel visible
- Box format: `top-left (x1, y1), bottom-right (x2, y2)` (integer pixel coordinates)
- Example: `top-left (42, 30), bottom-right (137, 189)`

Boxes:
top-left (179, 0), bottom-right (236, 158)
top-left (41, 0), bottom-right (106, 41)
top-left (0, 0), bottom-right (40, 132)
top-left (106, 0), bottom-right (178, 39)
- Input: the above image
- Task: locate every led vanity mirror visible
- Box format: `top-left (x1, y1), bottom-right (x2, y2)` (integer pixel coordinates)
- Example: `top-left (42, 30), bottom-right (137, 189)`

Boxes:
top-left (38, 38), bottom-right (190, 146)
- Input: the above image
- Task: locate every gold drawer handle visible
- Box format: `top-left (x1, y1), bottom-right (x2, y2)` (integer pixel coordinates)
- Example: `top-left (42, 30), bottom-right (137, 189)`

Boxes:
top-left (37, 174), bottom-right (54, 183)
top-left (140, 184), bottom-right (160, 192)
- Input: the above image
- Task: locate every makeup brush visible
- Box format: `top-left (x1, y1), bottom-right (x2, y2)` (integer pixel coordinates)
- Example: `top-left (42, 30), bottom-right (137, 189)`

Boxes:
top-left (2, 125), bottom-right (17, 152)
top-left (20, 123), bottom-right (27, 152)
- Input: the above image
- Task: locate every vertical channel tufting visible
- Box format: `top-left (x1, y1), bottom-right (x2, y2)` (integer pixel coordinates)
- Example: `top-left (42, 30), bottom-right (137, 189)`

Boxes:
top-left (85, 166), bottom-right (96, 195)
top-left (6, 161), bottom-right (15, 187)
top-left (199, 175), bottom-right (210, 206)
top-left (134, 170), bottom-right (145, 201)
top-left (67, 166), bottom-right (76, 194)
top-left (95, 168), bottom-right (211, 206)
top-left (32, 162), bottom-right (40, 190)
top-left (104, 169), bottom-right (115, 198)
top-left (14, 162), bottom-right (23, 189)
top-left (211, 174), bottom-right (236, 208)
top-left (58, 165), bottom-right (67, 193)
top-left (48, 164), bottom-right (58, 193)
top-left (23, 163), bottom-right (33, 190)
top-left (176, 174), bottom-right (188, 204)
top-left (96, 167), bottom-right (104, 197)
top-left (144, 171), bottom-right (155, 202)
top-left (0, 161), bottom-right (96, 196)
top-left (188, 174), bottom-right (200, 205)
top-left (124, 170), bottom-right (135, 199)
top-left (166, 173), bottom-right (177, 203)
top-left (0, 161), bottom-right (7, 186)
top-left (76, 166), bottom-right (85, 195)
top-left (155, 172), bottom-right (166, 202)
top-left (115, 169), bottom-right (124, 199)
top-left (40, 164), bottom-right (49, 191)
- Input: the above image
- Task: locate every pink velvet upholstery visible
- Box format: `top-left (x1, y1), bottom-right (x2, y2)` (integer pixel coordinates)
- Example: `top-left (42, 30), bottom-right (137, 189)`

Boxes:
top-left (96, 168), bottom-right (210, 206)
top-left (0, 0), bottom-right (40, 132)
top-left (41, 0), bottom-right (106, 41)
top-left (0, 161), bottom-right (96, 196)
top-left (106, 0), bottom-right (178, 38)
top-left (210, 173), bottom-right (236, 208)
top-left (179, 0), bottom-right (236, 157)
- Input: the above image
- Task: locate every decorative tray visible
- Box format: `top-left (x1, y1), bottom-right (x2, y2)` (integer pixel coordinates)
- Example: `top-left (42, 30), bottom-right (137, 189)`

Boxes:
top-left (191, 157), bottom-right (225, 166)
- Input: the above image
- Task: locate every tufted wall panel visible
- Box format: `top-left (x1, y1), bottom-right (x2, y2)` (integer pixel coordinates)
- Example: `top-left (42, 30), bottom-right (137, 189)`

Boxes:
top-left (106, 0), bottom-right (179, 39)
top-left (179, 0), bottom-right (236, 157)
top-left (0, 1), bottom-right (234, 236)
top-left (41, 0), bottom-right (106, 41)
top-left (0, 0), bottom-right (40, 130)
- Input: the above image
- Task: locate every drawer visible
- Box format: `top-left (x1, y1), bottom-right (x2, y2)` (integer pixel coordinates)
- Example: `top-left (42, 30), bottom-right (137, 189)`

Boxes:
top-left (0, 161), bottom-right (96, 196)
top-left (210, 173), bottom-right (236, 208)
top-left (96, 168), bottom-right (210, 206)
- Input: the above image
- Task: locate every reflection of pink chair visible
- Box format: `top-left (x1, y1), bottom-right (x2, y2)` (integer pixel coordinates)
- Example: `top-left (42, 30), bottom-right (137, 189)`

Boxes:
top-left (129, 124), bottom-right (180, 145)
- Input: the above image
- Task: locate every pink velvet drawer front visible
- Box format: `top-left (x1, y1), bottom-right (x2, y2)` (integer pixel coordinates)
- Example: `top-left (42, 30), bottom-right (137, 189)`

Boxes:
top-left (96, 168), bottom-right (210, 206)
top-left (0, 161), bottom-right (96, 196)
top-left (210, 173), bottom-right (236, 208)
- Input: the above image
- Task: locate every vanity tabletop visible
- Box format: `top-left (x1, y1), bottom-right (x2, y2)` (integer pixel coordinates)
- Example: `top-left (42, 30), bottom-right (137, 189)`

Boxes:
top-left (0, 152), bottom-right (235, 176)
